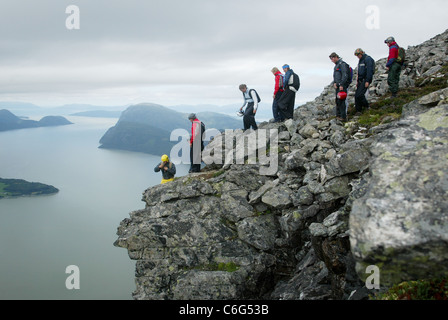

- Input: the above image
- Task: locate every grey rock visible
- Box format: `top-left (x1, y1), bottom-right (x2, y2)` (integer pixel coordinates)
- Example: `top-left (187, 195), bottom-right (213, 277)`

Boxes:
top-left (350, 104), bottom-right (448, 285)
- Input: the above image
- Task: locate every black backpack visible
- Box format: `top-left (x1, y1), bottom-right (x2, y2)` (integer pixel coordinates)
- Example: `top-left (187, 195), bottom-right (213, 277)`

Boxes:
top-left (249, 89), bottom-right (261, 103)
top-left (243, 89), bottom-right (261, 103)
top-left (343, 61), bottom-right (353, 85)
top-left (292, 72), bottom-right (300, 91)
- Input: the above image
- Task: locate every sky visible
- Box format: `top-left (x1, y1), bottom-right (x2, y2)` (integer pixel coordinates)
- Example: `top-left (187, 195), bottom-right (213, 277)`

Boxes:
top-left (0, 0), bottom-right (447, 111)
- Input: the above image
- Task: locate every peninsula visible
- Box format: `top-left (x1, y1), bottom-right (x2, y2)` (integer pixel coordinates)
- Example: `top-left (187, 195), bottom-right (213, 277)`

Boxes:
top-left (0, 178), bottom-right (59, 199)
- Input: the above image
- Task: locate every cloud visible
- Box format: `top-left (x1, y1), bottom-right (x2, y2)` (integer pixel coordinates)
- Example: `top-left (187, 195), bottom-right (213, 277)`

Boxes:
top-left (0, 0), bottom-right (447, 107)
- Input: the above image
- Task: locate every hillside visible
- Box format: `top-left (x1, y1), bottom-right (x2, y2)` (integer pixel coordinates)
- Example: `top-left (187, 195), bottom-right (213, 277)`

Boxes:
top-left (99, 103), bottom-right (242, 155)
top-left (114, 29), bottom-right (448, 300)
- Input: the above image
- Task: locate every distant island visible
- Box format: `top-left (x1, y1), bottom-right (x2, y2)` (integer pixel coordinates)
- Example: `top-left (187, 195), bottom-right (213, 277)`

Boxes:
top-left (99, 103), bottom-right (242, 155)
top-left (0, 178), bottom-right (59, 199)
top-left (0, 109), bottom-right (73, 132)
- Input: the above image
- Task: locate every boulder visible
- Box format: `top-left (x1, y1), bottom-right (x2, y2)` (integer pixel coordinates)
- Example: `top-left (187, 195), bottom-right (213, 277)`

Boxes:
top-left (350, 104), bottom-right (448, 285)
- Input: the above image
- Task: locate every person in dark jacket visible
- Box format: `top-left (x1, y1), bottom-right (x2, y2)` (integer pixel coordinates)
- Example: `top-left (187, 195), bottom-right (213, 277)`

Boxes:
top-left (330, 52), bottom-right (350, 121)
top-left (354, 48), bottom-right (375, 113)
top-left (385, 36), bottom-right (401, 97)
top-left (277, 64), bottom-right (299, 120)
top-left (154, 154), bottom-right (176, 184)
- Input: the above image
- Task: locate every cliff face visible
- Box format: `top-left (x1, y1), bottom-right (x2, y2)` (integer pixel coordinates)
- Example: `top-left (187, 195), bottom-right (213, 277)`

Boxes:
top-left (114, 29), bottom-right (448, 300)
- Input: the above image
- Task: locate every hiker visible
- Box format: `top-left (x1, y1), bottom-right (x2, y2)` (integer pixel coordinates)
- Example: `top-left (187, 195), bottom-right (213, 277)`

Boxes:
top-left (239, 84), bottom-right (259, 131)
top-left (271, 67), bottom-right (285, 122)
top-left (354, 48), bottom-right (375, 113)
top-left (330, 52), bottom-right (350, 122)
top-left (277, 64), bottom-right (300, 120)
top-left (188, 113), bottom-right (204, 173)
top-left (154, 154), bottom-right (176, 184)
top-left (384, 36), bottom-right (402, 98)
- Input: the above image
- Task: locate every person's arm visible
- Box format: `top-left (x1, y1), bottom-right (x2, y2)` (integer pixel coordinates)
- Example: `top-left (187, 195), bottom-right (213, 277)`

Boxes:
top-left (250, 90), bottom-right (258, 113)
top-left (274, 75), bottom-right (280, 96)
top-left (166, 163), bottom-right (176, 176)
top-left (340, 62), bottom-right (348, 88)
top-left (154, 163), bottom-right (162, 172)
top-left (386, 46), bottom-right (398, 68)
top-left (366, 56), bottom-right (374, 85)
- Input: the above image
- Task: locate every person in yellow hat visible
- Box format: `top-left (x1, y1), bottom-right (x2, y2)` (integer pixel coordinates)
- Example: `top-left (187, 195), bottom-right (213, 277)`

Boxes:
top-left (154, 154), bottom-right (176, 184)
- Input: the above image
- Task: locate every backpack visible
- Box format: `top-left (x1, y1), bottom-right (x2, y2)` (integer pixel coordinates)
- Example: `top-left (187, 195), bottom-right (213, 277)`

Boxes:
top-left (200, 121), bottom-right (206, 140)
top-left (249, 89), bottom-right (261, 103)
top-left (347, 64), bottom-right (354, 84)
top-left (278, 74), bottom-right (284, 89)
top-left (339, 61), bottom-right (353, 85)
top-left (396, 47), bottom-right (406, 65)
top-left (292, 72), bottom-right (300, 91)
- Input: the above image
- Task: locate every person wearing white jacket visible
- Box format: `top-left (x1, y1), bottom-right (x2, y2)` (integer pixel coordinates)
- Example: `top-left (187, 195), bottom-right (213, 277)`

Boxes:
top-left (239, 84), bottom-right (259, 131)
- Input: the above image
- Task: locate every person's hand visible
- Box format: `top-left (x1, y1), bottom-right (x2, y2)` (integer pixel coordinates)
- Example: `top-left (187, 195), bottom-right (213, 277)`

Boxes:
top-left (339, 86), bottom-right (344, 91)
top-left (365, 82), bottom-right (370, 88)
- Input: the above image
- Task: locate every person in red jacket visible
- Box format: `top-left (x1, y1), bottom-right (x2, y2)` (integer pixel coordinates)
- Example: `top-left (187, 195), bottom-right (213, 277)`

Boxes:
top-left (385, 36), bottom-right (401, 97)
top-left (188, 113), bottom-right (204, 173)
top-left (271, 67), bottom-right (285, 122)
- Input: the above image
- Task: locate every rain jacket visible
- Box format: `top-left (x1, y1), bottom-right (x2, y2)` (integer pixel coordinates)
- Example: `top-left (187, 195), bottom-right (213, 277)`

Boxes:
top-left (386, 41), bottom-right (399, 68)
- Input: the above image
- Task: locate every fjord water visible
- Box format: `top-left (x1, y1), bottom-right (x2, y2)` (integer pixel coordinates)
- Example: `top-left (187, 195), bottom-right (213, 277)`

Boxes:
top-left (0, 116), bottom-right (189, 299)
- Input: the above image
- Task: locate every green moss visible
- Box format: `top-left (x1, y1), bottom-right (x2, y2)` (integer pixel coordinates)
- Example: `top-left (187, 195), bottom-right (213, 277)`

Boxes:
top-left (417, 106), bottom-right (448, 131)
top-left (213, 170), bottom-right (226, 178)
top-left (187, 261), bottom-right (240, 273)
top-left (372, 276), bottom-right (448, 300)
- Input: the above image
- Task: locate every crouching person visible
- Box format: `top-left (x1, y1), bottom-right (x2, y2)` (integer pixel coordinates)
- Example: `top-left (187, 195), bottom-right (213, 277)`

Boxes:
top-left (154, 154), bottom-right (176, 184)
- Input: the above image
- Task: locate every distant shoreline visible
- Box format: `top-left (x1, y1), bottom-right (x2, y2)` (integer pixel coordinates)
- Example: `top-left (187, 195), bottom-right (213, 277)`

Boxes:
top-left (0, 178), bottom-right (59, 199)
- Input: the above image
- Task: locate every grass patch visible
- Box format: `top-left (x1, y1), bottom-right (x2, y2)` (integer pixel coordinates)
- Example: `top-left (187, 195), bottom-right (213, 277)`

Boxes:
top-left (348, 63), bottom-right (448, 128)
top-left (188, 262), bottom-right (240, 273)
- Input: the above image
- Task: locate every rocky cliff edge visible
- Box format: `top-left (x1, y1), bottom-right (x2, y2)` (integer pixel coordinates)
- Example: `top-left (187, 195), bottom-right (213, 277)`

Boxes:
top-left (114, 29), bottom-right (448, 300)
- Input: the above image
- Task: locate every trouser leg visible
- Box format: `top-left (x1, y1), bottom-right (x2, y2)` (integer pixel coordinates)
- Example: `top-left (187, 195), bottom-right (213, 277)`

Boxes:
top-left (272, 91), bottom-right (284, 121)
top-left (355, 82), bottom-right (369, 112)
top-left (388, 62), bottom-right (401, 95)
top-left (335, 88), bottom-right (347, 120)
top-left (244, 103), bottom-right (257, 130)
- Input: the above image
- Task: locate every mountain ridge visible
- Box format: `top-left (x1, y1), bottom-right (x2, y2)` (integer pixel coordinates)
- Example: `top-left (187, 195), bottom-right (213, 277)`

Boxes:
top-left (98, 103), bottom-right (242, 155)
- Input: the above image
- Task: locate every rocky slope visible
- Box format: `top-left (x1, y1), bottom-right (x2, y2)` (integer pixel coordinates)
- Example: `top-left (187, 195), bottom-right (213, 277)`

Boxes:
top-left (114, 29), bottom-right (448, 300)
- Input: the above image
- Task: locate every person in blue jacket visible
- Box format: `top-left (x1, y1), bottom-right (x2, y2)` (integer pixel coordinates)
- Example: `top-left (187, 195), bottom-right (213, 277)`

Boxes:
top-left (354, 48), bottom-right (375, 113)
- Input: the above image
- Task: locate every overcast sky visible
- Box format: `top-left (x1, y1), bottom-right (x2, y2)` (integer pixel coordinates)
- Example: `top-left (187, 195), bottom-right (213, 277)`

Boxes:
top-left (0, 0), bottom-right (447, 110)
